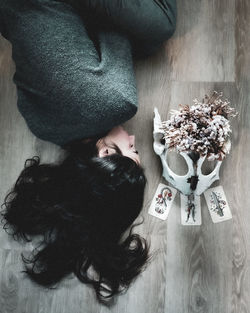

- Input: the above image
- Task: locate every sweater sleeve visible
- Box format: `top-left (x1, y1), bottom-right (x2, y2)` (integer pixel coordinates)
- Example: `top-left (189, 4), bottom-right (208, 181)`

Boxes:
top-left (80, 0), bottom-right (177, 57)
top-left (0, 0), bottom-right (139, 146)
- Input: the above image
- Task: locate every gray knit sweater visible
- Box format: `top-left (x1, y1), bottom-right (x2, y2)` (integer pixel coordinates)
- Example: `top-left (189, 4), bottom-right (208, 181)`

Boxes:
top-left (0, 0), bottom-right (176, 147)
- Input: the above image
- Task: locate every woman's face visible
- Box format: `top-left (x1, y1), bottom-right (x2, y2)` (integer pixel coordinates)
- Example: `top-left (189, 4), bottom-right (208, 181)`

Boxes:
top-left (96, 126), bottom-right (141, 165)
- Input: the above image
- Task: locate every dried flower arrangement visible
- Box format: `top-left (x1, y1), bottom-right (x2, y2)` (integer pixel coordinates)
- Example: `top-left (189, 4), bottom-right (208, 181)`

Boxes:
top-left (161, 91), bottom-right (238, 161)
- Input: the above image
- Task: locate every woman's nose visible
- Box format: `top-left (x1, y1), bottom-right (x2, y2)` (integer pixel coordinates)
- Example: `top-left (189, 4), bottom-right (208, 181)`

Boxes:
top-left (129, 135), bottom-right (135, 145)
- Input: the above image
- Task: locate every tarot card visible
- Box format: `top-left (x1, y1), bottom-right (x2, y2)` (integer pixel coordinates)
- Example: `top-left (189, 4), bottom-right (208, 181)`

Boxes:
top-left (180, 194), bottom-right (202, 226)
top-left (148, 183), bottom-right (177, 220)
top-left (204, 186), bottom-right (232, 223)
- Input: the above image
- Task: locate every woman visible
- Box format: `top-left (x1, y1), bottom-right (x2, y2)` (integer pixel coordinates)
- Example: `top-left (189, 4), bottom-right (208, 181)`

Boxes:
top-left (0, 0), bottom-right (176, 304)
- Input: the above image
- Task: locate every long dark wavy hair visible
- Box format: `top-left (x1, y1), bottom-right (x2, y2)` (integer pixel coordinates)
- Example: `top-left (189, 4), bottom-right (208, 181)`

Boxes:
top-left (1, 136), bottom-right (151, 304)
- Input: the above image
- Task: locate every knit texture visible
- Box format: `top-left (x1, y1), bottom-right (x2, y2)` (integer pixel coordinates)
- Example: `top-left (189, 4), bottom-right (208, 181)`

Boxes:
top-left (0, 0), bottom-right (176, 147)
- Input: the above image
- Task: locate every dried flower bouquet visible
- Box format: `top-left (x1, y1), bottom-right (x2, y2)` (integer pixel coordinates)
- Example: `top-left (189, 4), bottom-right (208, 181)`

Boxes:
top-left (161, 91), bottom-right (238, 161)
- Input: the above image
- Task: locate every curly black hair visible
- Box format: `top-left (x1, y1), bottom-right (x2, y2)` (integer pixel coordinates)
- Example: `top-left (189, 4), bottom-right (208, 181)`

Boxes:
top-left (1, 136), bottom-right (151, 304)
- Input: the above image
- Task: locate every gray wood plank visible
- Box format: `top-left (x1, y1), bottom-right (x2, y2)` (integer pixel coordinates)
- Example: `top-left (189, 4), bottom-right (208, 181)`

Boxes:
top-left (1, 0), bottom-right (250, 312)
top-left (164, 0), bottom-right (236, 82)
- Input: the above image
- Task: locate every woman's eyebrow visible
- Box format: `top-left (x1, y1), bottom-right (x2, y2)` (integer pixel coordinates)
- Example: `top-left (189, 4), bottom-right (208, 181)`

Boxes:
top-left (109, 142), bottom-right (122, 155)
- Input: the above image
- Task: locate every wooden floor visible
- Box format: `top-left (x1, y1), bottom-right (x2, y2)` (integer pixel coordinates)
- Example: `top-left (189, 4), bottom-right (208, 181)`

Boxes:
top-left (1, 0), bottom-right (250, 312)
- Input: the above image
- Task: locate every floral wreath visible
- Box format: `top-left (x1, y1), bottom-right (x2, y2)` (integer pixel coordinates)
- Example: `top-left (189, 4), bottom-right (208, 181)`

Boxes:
top-left (161, 91), bottom-right (238, 161)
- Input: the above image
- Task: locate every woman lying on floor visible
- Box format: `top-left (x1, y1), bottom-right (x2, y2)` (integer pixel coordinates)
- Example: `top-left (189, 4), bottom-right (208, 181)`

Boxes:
top-left (0, 0), bottom-right (176, 304)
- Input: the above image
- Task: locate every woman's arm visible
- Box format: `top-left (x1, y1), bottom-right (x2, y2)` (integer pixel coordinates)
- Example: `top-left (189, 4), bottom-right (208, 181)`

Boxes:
top-left (81, 0), bottom-right (177, 57)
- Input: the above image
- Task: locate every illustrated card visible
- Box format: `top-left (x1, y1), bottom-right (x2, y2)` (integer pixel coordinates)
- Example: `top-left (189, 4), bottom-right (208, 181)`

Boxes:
top-left (204, 185), bottom-right (232, 223)
top-left (148, 183), bottom-right (177, 220)
top-left (180, 194), bottom-right (202, 226)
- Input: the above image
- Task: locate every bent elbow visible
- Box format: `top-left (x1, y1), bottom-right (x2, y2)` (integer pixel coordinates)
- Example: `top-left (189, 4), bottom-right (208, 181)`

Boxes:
top-left (124, 99), bottom-right (138, 119)
top-left (167, 15), bottom-right (177, 38)
top-left (160, 0), bottom-right (177, 41)
top-left (113, 96), bottom-right (138, 125)
top-left (162, 11), bottom-right (177, 41)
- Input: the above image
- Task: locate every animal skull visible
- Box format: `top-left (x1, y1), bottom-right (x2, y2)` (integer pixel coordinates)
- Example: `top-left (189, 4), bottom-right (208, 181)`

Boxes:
top-left (153, 108), bottom-right (231, 196)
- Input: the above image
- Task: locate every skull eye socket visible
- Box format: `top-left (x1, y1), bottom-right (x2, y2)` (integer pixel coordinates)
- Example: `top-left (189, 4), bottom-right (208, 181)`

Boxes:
top-left (201, 158), bottom-right (218, 175)
top-left (166, 150), bottom-right (189, 176)
top-left (160, 138), bottom-right (165, 145)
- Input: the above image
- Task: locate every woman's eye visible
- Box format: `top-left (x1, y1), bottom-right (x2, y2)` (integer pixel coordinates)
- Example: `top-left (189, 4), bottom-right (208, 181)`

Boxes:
top-left (105, 148), bottom-right (116, 155)
top-left (130, 144), bottom-right (134, 148)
